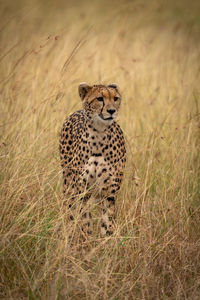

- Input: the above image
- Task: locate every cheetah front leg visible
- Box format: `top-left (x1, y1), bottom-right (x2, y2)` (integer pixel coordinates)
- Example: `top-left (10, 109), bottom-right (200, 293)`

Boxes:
top-left (100, 196), bottom-right (116, 236)
top-left (71, 178), bottom-right (94, 238)
top-left (63, 173), bottom-right (93, 240)
top-left (65, 194), bottom-right (94, 244)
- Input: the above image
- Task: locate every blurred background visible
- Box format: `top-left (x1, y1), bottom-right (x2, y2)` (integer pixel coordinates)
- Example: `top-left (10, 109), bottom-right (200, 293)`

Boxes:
top-left (1, 0), bottom-right (200, 299)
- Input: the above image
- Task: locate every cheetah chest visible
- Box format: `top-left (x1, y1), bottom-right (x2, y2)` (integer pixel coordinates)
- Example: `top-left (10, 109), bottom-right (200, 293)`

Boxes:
top-left (73, 124), bottom-right (125, 191)
top-left (84, 156), bottom-right (108, 186)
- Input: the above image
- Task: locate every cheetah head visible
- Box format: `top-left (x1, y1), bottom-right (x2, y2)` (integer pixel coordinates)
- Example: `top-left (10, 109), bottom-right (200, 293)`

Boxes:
top-left (78, 83), bottom-right (121, 126)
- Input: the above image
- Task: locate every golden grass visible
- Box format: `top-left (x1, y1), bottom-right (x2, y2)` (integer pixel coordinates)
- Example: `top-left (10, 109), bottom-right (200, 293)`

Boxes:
top-left (1, 0), bottom-right (200, 299)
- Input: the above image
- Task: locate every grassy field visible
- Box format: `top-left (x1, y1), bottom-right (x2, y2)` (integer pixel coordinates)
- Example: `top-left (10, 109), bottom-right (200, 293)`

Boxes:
top-left (1, 0), bottom-right (200, 299)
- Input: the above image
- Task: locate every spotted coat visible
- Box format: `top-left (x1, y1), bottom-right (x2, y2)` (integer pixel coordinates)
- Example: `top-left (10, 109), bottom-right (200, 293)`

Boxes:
top-left (59, 83), bottom-right (126, 236)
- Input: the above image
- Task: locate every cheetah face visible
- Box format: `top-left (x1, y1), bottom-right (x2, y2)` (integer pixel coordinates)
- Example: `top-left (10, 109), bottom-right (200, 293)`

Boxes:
top-left (79, 83), bottom-right (121, 126)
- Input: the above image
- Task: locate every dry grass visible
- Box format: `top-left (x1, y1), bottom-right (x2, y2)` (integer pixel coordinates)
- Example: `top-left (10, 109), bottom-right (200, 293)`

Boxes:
top-left (1, 0), bottom-right (200, 299)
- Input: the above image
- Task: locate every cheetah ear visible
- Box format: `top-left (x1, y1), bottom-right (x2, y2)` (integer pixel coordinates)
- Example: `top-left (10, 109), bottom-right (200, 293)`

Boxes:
top-left (78, 82), bottom-right (92, 100)
top-left (108, 83), bottom-right (118, 89)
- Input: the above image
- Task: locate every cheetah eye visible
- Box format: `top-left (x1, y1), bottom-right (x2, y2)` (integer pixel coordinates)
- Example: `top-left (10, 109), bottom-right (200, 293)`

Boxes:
top-left (114, 96), bottom-right (119, 101)
top-left (97, 97), bottom-right (104, 102)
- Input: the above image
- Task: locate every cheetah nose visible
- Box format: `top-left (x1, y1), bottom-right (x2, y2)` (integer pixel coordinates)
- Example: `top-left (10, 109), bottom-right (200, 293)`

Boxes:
top-left (107, 109), bottom-right (116, 115)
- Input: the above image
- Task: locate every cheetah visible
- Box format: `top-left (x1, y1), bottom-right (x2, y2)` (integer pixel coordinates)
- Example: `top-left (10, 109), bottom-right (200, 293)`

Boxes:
top-left (59, 83), bottom-right (126, 236)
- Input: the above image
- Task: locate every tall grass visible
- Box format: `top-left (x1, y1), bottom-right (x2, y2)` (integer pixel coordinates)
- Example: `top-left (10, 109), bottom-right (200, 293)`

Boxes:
top-left (0, 0), bottom-right (200, 299)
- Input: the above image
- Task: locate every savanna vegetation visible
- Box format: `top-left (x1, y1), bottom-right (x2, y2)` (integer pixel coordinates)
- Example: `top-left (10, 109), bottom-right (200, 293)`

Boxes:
top-left (0, 0), bottom-right (200, 299)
